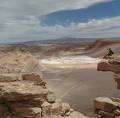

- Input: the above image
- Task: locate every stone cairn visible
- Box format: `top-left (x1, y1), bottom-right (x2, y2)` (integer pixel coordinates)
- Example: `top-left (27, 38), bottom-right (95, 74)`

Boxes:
top-left (94, 56), bottom-right (120, 118)
top-left (0, 73), bottom-right (89, 118)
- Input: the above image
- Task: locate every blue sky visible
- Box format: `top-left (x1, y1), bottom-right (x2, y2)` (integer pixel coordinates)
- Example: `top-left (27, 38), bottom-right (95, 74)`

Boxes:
top-left (42, 0), bottom-right (120, 26)
top-left (0, 0), bottom-right (120, 43)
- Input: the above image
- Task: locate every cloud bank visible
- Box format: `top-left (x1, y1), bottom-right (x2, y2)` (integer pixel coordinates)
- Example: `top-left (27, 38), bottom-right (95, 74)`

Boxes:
top-left (0, 0), bottom-right (118, 43)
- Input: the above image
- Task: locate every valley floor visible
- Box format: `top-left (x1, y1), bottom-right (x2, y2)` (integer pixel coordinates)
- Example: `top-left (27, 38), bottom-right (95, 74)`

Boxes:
top-left (42, 67), bottom-right (120, 117)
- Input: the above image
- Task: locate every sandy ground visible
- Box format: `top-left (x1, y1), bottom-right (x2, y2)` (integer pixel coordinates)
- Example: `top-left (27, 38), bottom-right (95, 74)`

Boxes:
top-left (41, 64), bottom-right (120, 117)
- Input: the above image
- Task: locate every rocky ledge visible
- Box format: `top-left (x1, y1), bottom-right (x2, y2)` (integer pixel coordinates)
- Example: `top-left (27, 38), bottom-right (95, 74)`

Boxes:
top-left (97, 56), bottom-right (120, 89)
top-left (0, 73), bottom-right (89, 118)
top-left (95, 55), bottom-right (120, 118)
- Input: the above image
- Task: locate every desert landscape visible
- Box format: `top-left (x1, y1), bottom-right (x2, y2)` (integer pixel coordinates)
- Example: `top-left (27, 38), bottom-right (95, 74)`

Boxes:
top-left (0, 39), bottom-right (120, 118)
top-left (0, 0), bottom-right (120, 117)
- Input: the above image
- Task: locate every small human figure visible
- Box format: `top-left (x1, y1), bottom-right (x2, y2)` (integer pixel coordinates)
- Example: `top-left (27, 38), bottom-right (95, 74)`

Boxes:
top-left (107, 48), bottom-right (114, 56)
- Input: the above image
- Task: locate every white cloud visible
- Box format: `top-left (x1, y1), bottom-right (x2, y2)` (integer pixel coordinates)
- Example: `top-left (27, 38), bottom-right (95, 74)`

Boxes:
top-left (0, 16), bottom-right (120, 43)
top-left (0, 0), bottom-right (118, 43)
top-left (0, 0), bottom-right (111, 18)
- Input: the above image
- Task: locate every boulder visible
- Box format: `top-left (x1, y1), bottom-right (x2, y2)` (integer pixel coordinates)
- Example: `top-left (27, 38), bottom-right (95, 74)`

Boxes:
top-left (42, 101), bottom-right (62, 116)
top-left (94, 97), bottom-right (117, 113)
top-left (61, 103), bottom-right (71, 116)
top-left (94, 97), bottom-right (120, 118)
top-left (46, 91), bottom-right (56, 103)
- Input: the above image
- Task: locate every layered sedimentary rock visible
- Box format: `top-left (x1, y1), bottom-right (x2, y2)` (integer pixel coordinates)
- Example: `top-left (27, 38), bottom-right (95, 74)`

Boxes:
top-left (97, 56), bottom-right (120, 89)
top-left (94, 97), bottom-right (120, 118)
top-left (95, 55), bottom-right (120, 118)
top-left (0, 73), bottom-right (89, 118)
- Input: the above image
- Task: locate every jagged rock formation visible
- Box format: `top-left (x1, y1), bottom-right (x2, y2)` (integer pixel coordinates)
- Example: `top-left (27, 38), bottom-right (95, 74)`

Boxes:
top-left (95, 55), bottom-right (120, 118)
top-left (0, 73), bottom-right (89, 118)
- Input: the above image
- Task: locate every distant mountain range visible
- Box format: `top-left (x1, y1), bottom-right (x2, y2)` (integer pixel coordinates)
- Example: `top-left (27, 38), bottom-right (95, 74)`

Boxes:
top-left (0, 37), bottom-right (120, 45)
top-left (18, 37), bottom-right (120, 44)
top-left (19, 38), bottom-right (97, 44)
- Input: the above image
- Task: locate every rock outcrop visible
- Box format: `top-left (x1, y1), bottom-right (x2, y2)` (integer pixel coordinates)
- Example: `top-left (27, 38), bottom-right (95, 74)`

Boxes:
top-left (95, 55), bottom-right (120, 118)
top-left (94, 97), bottom-right (120, 118)
top-left (0, 73), bottom-right (89, 118)
top-left (97, 56), bottom-right (120, 89)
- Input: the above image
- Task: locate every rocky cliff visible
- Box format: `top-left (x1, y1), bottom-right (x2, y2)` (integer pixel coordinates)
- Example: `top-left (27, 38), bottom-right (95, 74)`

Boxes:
top-left (94, 55), bottom-right (120, 118)
top-left (0, 73), bottom-right (89, 118)
top-left (97, 55), bottom-right (120, 89)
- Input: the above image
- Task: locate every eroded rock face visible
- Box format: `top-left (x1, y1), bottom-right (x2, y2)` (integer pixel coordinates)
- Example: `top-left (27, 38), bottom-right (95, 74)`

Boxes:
top-left (97, 56), bottom-right (120, 89)
top-left (0, 73), bottom-right (89, 118)
top-left (97, 59), bottom-right (120, 73)
top-left (96, 56), bottom-right (120, 118)
top-left (94, 97), bottom-right (120, 118)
